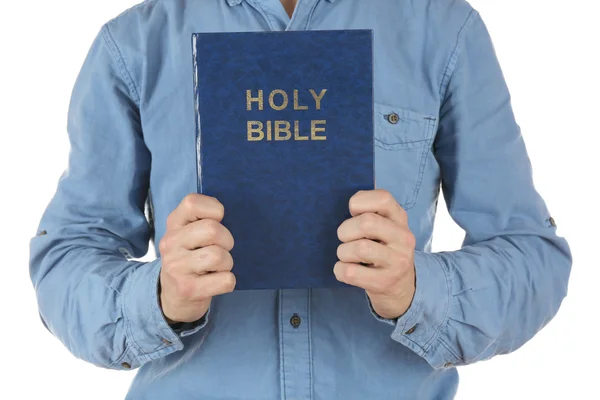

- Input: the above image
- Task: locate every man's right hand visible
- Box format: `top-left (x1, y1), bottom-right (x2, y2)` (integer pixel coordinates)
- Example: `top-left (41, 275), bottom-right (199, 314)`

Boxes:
top-left (158, 194), bottom-right (235, 324)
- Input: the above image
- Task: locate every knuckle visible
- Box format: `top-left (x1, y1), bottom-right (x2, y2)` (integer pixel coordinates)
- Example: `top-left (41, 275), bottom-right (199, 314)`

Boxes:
top-left (378, 189), bottom-right (393, 203)
top-left (224, 251), bottom-right (234, 270)
top-left (357, 240), bottom-right (373, 259)
top-left (404, 232), bottom-right (416, 249)
top-left (158, 235), bottom-right (173, 255)
top-left (342, 264), bottom-right (355, 282)
top-left (336, 244), bottom-right (345, 260)
top-left (208, 246), bottom-right (226, 266)
top-left (182, 193), bottom-right (199, 210)
top-left (336, 224), bottom-right (346, 241)
top-left (359, 213), bottom-right (377, 234)
top-left (202, 219), bottom-right (220, 240)
top-left (333, 262), bottom-right (345, 281)
top-left (348, 195), bottom-right (359, 215)
top-left (221, 227), bottom-right (234, 248)
top-left (212, 199), bottom-right (225, 221)
top-left (380, 190), bottom-right (399, 211)
top-left (377, 189), bottom-right (392, 199)
top-left (398, 204), bottom-right (408, 218)
top-left (229, 234), bottom-right (235, 250)
top-left (181, 193), bottom-right (195, 208)
top-left (223, 273), bottom-right (236, 292)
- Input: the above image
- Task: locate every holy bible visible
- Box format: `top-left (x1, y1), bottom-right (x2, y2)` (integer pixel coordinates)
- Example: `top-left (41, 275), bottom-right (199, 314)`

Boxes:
top-left (192, 30), bottom-right (373, 290)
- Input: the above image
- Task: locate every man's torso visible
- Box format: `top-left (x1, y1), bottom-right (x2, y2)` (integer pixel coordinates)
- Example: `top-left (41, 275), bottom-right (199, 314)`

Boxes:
top-left (106, 0), bottom-right (473, 398)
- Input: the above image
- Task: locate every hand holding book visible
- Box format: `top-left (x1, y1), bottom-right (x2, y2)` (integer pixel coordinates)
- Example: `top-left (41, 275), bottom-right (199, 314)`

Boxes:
top-left (158, 194), bottom-right (235, 324)
top-left (335, 189), bottom-right (417, 320)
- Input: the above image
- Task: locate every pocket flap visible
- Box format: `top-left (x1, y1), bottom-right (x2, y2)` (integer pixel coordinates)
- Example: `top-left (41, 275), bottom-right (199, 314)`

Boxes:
top-left (374, 103), bottom-right (437, 149)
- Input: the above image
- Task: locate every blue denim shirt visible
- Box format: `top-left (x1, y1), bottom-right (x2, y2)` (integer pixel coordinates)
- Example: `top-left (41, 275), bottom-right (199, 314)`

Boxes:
top-left (29, 1), bottom-right (572, 399)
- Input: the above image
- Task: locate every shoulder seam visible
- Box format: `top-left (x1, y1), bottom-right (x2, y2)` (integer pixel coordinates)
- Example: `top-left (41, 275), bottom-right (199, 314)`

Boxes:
top-left (100, 24), bottom-right (141, 107)
top-left (107, 0), bottom-right (160, 25)
top-left (438, 8), bottom-right (479, 101)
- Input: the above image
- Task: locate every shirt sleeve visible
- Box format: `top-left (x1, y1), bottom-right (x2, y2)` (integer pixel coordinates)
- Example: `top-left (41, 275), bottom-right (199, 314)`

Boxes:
top-left (370, 10), bottom-right (572, 370)
top-left (28, 24), bottom-right (209, 371)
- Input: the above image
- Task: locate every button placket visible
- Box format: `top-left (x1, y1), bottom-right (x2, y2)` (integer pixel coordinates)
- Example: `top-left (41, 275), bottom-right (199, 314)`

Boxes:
top-left (279, 289), bottom-right (312, 400)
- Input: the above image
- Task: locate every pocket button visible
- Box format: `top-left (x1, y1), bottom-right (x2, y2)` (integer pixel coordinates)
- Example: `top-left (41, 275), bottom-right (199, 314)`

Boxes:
top-left (386, 112), bottom-right (400, 124)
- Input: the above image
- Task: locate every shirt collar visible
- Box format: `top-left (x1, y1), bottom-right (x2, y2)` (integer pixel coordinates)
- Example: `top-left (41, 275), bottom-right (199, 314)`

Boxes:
top-left (226, 0), bottom-right (338, 5)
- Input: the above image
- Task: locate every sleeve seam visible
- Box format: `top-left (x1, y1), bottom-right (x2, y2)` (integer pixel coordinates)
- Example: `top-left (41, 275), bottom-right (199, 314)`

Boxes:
top-left (438, 336), bottom-right (464, 364)
top-left (122, 291), bottom-right (147, 359)
top-left (100, 24), bottom-right (141, 107)
top-left (107, 343), bottom-right (137, 369)
top-left (422, 253), bottom-right (452, 352)
top-left (438, 8), bottom-right (479, 102)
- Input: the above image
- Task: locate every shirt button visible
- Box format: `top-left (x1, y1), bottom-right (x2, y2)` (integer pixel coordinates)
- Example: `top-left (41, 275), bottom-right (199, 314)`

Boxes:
top-left (121, 362), bottom-right (132, 369)
top-left (290, 314), bottom-right (301, 329)
top-left (549, 217), bottom-right (556, 227)
top-left (162, 338), bottom-right (172, 346)
top-left (405, 324), bottom-right (418, 335)
top-left (444, 362), bottom-right (454, 368)
top-left (387, 112), bottom-right (400, 124)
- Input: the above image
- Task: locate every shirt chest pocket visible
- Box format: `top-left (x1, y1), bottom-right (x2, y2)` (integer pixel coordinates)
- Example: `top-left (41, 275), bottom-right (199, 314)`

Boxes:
top-left (374, 102), bottom-right (437, 210)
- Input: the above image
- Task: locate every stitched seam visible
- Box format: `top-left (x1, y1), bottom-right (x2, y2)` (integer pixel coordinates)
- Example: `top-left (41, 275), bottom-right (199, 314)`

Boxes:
top-left (108, 347), bottom-right (129, 368)
top-left (247, 0), bottom-right (278, 30)
top-left (375, 137), bottom-right (430, 146)
top-left (438, 9), bottom-right (478, 102)
top-left (108, 0), bottom-right (159, 23)
top-left (124, 312), bottom-right (146, 361)
top-left (404, 119), bottom-right (438, 209)
top-left (405, 140), bottom-right (431, 208)
top-left (303, 0), bottom-right (321, 30)
top-left (398, 253), bottom-right (452, 353)
top-left (308, 289), bottom-right (314, 400)
top-left (438, 337), bottom-right (464, 364)
top-left (121, 267), bottom-right (150, 359)
top-left (117, 266), bottom-right (143, 357)
top-left (405, 130), bottom-right (433, 210)
top-left (398, 333), bottom-right (427, 355)
top-left (147, 266), bottom-right (175, 354)
top-left (422, 253), bottom-right (453, 351)
top-left (279, 290), bottom-right (287, 400)
top-left (101, 24), bottom-right (141, 106)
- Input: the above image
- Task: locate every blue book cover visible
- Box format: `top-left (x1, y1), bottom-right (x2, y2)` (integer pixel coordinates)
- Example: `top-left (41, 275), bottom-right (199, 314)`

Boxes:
top-left (192, 30), bottom-right (374, 290)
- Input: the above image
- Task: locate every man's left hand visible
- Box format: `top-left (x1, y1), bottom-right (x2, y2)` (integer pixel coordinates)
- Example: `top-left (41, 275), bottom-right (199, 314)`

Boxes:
top-left (335, 189), bottom-right (416, 320)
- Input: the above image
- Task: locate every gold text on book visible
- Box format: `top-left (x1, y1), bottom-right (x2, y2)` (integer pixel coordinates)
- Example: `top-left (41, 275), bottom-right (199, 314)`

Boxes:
top-left (246, 89), bottom-right (328, 141)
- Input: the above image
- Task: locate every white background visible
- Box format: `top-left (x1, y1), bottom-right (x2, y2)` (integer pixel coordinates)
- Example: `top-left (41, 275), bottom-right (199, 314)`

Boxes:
top-left (1, 0), bottom-right (598, 399)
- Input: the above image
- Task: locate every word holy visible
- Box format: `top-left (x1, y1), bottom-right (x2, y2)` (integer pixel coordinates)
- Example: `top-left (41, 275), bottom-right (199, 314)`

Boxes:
top-left (245, 89), bottom-right (328, 141)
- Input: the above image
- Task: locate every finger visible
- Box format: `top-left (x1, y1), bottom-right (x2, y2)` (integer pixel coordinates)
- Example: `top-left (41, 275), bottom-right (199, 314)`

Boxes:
top-left (337, 239), bottom-right (397, 268)
top-left (348, 189), bottom-right (407, 225)
top-left (174, 219), bottom-right (234, 251)
top-left (193, 271), bottom-right (237, 299)
top-left (167, 193), bottom-right (225, 229)
top-left (337, 212), bottom-right (399, 244)
top-left (334, 261), bottom-right (396, 293)
top-left (188, 245), bottom-right (234, 275)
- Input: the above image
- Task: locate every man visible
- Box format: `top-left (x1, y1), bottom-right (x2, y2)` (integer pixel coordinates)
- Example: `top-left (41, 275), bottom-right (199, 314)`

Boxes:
top-left (29, 0), bottom-right (572, 399)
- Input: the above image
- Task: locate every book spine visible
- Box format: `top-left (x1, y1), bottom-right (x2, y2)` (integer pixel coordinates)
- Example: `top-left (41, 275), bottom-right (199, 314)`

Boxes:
top-left (191, 34), bottom-right (203, 194)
